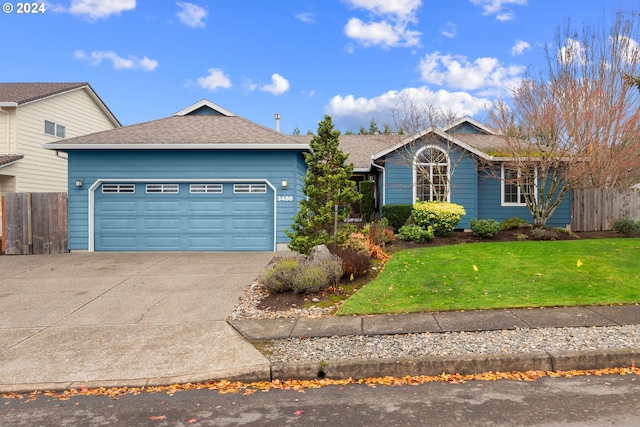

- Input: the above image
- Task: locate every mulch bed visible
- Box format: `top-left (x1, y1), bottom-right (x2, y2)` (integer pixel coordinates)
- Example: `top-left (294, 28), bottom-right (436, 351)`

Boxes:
top-left (257, 229), bottom-right (623, 313)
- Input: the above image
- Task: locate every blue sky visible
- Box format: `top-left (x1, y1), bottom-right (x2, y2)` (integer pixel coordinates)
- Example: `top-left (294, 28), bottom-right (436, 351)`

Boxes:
top-left (1, 0), bottom-right (636, 133)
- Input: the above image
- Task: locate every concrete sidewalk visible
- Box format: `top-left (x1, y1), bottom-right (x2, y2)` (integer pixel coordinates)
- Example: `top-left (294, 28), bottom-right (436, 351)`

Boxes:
top-left (230, 305), bottom-right (640, 380)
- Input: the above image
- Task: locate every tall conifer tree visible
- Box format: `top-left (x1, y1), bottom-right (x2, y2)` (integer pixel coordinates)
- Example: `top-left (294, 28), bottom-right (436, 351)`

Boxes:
top-left (286, 115), bottom-right (361, 254)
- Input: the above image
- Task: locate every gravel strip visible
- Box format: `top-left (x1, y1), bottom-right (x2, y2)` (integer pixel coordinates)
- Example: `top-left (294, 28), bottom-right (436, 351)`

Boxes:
top-left (263, 325), bottom-right (640, 363)
top-left (230, 282), bottom-right (640, 364)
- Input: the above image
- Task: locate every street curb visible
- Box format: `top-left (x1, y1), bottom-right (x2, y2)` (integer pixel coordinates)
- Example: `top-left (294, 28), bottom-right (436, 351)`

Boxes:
top-left (271, 348), bottom-right (640, 381)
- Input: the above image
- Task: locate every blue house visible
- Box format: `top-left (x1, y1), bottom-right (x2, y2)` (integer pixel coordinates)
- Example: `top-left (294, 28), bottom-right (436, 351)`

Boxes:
top-left (302, 116), bottom-right (572, 230)
top-left (45, 100), bottom-right (309, 252)
top-left (46, 101), bottom-right (571, 252)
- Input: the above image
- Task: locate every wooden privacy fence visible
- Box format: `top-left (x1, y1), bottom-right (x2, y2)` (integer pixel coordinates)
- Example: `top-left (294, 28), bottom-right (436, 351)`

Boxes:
top-left (1, 192), bottom-right (68, 255)
top-left (572, 188), bottom-right (640, 232)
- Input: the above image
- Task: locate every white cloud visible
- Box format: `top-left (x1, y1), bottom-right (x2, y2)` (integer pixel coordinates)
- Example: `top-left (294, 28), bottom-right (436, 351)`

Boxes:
top-left (612, 35), bottom-right (640, 64)
top-left (343, 0), bottom-right (422, 48)
top-left (441, 22), bottom-right (457, 38)
top-left (558, 38), bottom-right (586, 65)
top-left (469, 0), bottom-right (527, 21)
top-left (326, 87), bottom-right (491, 130)
top-left (197, 68), bottom-right (232, 90)
top-left (511, 39), bottom-right (531, 56)
top-left (346, 0), bottom-right (422, 21)
top-left (344, 18), bottom-right (420, 48)
top-left (296, 12), bottom-right (315, 24)
top-left (67, 0), bottom-right (135, 20)
top-left (418, 51), bottom-right (524, 96)
top-left (74, 50), bottom-right (158, 71)
top-left (260, 74), bottom-right (290, 95)
top-left (176, 2), bottom-right (207, 28)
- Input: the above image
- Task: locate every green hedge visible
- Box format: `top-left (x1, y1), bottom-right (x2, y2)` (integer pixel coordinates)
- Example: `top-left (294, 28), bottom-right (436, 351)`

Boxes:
top-left (381, 204), bottom-right (413, 231)
top-left (359, 181), bottom-right (375, 222)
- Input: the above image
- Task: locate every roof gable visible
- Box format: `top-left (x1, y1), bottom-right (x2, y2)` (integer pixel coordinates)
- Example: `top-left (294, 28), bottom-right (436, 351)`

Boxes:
top-left (174, 99), bottom-right (237, 117)
top-left (0, 82), bottom-right (121, 127)
top-left (444, 116), bottom-right (496, 135)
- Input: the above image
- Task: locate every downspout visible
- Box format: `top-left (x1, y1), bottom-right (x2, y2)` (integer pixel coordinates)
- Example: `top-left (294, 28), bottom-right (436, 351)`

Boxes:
top-left (0, 107), bottom-right (9, 155)
top-left (0, 102), bottom-right (18, 155)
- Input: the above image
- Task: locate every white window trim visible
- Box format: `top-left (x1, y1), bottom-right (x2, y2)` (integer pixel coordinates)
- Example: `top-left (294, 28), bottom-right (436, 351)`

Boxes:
top-left (146, 183), bottom-right (179, 194)
top-left (501, 164), bottom-right (538, 207)
top-left (44, 120), bottom-right (66, 138)
top-left (234, 183), bottom-right (267, 194)
top-left (190, 183), bottom-right (223, 193)
top-left (102, 183), bottom-right (135, 193)
top-left (412, 145), bottom-right (450, 203)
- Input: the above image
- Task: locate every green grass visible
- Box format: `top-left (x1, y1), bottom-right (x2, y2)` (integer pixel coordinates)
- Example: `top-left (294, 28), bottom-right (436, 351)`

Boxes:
top-left (337, 238), bottom-right (640, 315)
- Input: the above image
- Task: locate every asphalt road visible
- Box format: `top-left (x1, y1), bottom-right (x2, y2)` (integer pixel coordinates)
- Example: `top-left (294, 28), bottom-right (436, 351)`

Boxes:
top-left (2, 374), bottom-right (640, 426)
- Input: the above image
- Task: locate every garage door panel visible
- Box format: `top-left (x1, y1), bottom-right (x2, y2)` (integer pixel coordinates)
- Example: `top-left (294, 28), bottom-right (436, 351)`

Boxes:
top-left (188, 218), bottom-right (225, 230)
top-left (189, 201), bottom-right (225, 214)
top-left (101, 201), bottom-right (137, 214)
top-left (143, 201), bottom-right (182, 214)
top-left (98, 218), bottom-right (137, 233)
top-left (188, 236), bottom-right (225, 250)
top-left (144, 236), bottom-right (182, 249)
top-left (95, 181), bottom-right (274, 251)
top-left (232, 236), bottom-right (271, 250)
top-left (144, 218), bottom-right (182, 231)
top-left (232, 218), bottom-right (271, 230)
top-left (100, 236), bottom-right (138, 250)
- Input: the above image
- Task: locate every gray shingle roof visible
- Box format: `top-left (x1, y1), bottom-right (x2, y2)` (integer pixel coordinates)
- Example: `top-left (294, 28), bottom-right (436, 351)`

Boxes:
top-left (0, 83), bottom-right (89, 105)
top-left (47, 115), bottom-right (307, 146)
top-left (291, 134), bottom-right (398, 170)
top-left (453, 133), bottom-right (512, 155)
top-left (0, 154), bottom-right (24, 168)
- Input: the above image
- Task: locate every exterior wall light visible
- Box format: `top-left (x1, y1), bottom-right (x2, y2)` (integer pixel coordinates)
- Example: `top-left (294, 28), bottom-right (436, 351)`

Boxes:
top-left (75, 179), bottom-right (83, 188)
top-left (281, 179), bottom-right (288, 189)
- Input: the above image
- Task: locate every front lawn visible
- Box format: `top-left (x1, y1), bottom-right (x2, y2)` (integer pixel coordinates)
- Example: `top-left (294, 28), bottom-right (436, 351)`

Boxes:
top-left (337, 238), bottom-right (640, 315)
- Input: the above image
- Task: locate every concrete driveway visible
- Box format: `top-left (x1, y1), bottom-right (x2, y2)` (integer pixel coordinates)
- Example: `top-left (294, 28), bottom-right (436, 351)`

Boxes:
top-left (0, 252), bottom-right (275, 392)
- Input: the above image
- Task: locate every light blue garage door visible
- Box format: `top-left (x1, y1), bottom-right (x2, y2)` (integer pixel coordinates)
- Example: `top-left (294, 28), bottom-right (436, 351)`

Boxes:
top-left (94, 182), bottom-right (274, 251)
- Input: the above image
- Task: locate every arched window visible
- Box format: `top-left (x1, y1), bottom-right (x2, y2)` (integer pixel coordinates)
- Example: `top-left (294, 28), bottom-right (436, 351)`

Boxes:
top-left (414, 146), bottom-right (449, 202)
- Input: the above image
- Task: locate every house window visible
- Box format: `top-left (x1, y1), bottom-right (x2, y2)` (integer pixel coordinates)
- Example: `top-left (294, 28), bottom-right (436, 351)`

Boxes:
top-left (102, 184), bottom-right (135, 193)
top-left (234, 184), bottom-right (267, 193)
top-left (190, 184), bottom-right (223, 193)
top-left (502, 165), bottom-right (536, 206)
top-left (44, 120), bottom-right (66, 138)
top-left (414, 146), bottom-right (449, 202)
top-left (146, 184), bottom-right (179, 193)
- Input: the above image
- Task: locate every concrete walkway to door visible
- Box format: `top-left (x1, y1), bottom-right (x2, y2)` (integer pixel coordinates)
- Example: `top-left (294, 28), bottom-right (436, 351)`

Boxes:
top-left (0, 252), bottom-right (275, 392)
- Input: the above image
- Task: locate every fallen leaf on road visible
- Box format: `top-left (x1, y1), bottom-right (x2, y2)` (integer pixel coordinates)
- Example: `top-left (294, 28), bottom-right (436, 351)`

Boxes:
top-left (149, 415), bottom-right (166, 421)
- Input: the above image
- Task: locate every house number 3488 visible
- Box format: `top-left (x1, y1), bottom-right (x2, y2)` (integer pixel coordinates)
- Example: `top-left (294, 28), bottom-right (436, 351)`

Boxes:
top-left (277, 195), bottom-right (294, 202)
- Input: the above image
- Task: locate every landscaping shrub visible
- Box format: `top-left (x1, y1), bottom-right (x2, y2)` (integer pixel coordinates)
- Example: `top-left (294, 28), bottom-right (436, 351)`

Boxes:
top-left (260, 258), bottom-right (302, 294)
top-left (612, 218), bottom-right (640, 235)
top-left (500, 216), bottom-right (530, 230)
top-left (331, 247), bottom-right (372, 279)
top-left (260, 256), bottom-right (343, 294)
top-left (398, 224), bottom-right (434, 243)
top-left (531, 227), bottom-right (557, 241)
top-left (342, 232), bottom-right (369, 254)
top-left (291, 263), bottom-right (333, 294)
top-left (412, 201), bottom-right (466, 237)
top-left (470, 218), bottom-right (501, 238)
top-left (359, 181), bottom-right (375, 223)
top-left (366, 214), bottom-right (394, 246)
top-left (381, 204), bottom-right (413, 230)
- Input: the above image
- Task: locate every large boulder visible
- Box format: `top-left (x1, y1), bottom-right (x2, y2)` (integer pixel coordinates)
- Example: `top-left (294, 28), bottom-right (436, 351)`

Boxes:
top-left (308, 244), bottom-right (334, 262)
